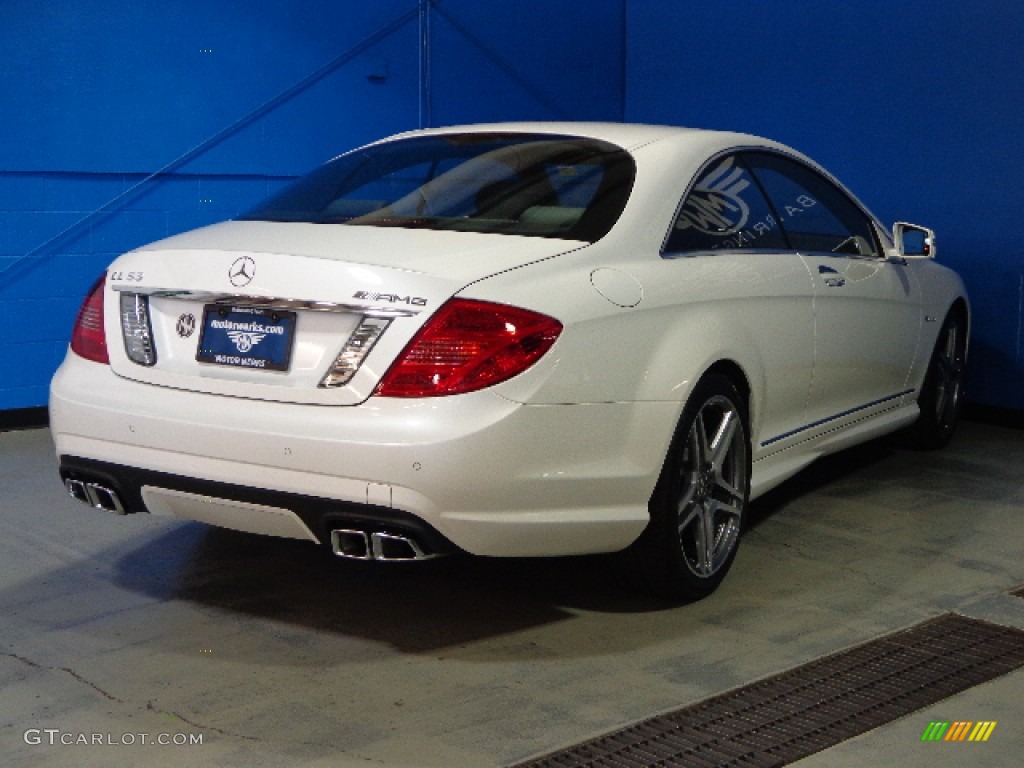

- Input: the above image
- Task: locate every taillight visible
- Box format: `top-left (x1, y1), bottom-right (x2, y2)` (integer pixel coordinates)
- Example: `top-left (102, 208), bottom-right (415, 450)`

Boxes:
top-left (376, 299), bottom-right (562, 397)
top-left (120, 293), bottom-right (157, 366)
top-left (70, 274), bottom-right (109, 364)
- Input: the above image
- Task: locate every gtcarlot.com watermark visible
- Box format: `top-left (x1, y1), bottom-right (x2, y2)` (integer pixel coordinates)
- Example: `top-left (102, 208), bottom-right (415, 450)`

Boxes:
top-left (24, 728), bottom-right (203, 747)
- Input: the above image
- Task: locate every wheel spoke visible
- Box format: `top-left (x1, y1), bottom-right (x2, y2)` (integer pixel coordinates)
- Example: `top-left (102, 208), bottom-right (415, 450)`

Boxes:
top-left (944, 326), bottom-right (959, 360)
top-left (937, 371), bottom-right (956, 408)
top-left (693, 411), bottom-right (711, 466)
top-left (677, 488), bottom-right (699, 529)
top-left (696, 503), bottom-right (715, 575)
top-left (709, 409), bottom-right (739, 471)
top-left (714, 475), bottom-right (743, 504)
top-left (707, 407), bottom-right (744, 502)
top-left (711, 497), bottom-right (743, 522)
top-left (675, 425), bottom-right (701, 517)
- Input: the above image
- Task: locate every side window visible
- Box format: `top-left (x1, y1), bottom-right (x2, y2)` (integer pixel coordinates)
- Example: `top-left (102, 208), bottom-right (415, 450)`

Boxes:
top-left (744, 153), bottom-right (879, 257)
top-left (666, 154), bottom-right (788, 253)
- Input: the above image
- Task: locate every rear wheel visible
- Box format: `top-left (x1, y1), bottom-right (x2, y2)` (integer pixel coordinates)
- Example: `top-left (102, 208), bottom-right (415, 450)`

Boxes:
top-left (625, 374), bottom-right (750, 601)
top-left (907, 309), bottom-right (967, 449)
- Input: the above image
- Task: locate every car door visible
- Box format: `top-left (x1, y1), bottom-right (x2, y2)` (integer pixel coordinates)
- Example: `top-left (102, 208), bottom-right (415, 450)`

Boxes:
top-left (664, 153), bottom-right (816, 454)
top-left (741, 152), bottom-right (922, 432)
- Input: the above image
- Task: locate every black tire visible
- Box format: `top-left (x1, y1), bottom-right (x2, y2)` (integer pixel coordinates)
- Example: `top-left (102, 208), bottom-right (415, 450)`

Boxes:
top-left (624, 373), bottom-right (751, 601)
top-left (907, 309), bottom-right (967, 449)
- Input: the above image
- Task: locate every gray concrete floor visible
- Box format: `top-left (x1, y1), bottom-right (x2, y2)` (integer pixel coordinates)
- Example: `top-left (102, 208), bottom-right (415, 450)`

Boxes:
top-left (1, 422), bottom-right (1022, 767)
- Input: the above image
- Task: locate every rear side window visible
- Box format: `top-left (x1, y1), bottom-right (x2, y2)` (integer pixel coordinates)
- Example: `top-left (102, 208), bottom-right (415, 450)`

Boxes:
top-left (666, 151), bottom-right (880, 258)
top-left (742, 152), bottom-right (879, 257)
top-left (666, 155), bottom-right (788, 253)
top-left (240, 133), bottom-right (635, 243)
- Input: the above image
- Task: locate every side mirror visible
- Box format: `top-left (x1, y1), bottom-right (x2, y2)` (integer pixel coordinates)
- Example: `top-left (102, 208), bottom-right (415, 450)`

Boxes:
top-left (893, 222), bottom-right (936, 259)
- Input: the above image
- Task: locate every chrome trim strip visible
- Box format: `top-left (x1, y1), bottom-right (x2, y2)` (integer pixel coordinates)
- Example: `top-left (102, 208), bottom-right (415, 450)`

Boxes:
top-left (761, 389), bottom-right (915, 447)
top-left (111, 286), bottom-right (421, 318)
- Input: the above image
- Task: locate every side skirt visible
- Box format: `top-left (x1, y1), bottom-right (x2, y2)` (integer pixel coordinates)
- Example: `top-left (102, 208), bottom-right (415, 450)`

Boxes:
top-left (749, 402), bottom-right (920, 501)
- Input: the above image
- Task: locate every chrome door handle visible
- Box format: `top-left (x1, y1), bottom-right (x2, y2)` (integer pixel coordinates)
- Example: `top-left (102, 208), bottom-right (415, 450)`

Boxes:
top-left (817, 265), bottom-right (846, 288)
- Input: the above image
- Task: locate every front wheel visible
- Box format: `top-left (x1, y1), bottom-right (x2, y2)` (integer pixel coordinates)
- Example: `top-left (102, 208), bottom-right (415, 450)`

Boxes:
top-left (907, 309), bottom-right (967, 449)
top-left (624, 373), bottom-right (750, 601)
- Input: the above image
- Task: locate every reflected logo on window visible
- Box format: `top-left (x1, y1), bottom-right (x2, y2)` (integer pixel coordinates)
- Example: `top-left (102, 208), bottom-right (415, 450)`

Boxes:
top-left (676, 157), bottom-right (752, 236)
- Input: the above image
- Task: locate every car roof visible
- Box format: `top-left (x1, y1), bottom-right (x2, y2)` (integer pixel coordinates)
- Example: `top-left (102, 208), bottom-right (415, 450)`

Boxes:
top-left (375, 121), bottom-right (790, 156)
top-left (328, 122), bottom-right (884, 247)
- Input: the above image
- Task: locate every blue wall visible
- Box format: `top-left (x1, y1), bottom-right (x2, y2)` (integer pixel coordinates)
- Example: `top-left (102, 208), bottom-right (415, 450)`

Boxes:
top-left (0, 0), bottom-right (625, 410)
top-left (625, 0), bottom-right (1024, 409)
top-left (3, 0), bottom-right (1023, 412)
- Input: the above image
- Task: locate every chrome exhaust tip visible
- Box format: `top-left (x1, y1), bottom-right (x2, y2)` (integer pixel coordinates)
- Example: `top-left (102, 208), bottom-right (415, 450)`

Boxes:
top-left (370, 532), bottom-right (437, 561)
top-left (65, 478), bottom-right (90, 504)
top-left (330, 529), bottom-right (373, 560)
top-left (65, 479), bottom-right (126, 514)
top-left (329, 529), bottom-right (438, 561)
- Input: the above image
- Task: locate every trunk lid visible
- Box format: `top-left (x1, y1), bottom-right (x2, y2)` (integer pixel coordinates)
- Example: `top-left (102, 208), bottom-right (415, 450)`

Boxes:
top-left (105, 221), bottom-right (578, 405)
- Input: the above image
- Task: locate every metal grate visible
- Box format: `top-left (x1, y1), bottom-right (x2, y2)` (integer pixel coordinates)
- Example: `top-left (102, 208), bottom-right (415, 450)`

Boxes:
top-left (513, 614), bottom-right (1024, 768)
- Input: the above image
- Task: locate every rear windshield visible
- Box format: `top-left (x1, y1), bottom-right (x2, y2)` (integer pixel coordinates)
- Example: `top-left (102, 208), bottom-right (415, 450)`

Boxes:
top-left (239, 133), bottom-right (635, 242)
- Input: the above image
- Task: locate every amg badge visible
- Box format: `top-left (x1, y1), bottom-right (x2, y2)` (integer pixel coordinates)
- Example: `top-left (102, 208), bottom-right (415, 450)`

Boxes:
top-left (353, 291), bottom-right (428, 306)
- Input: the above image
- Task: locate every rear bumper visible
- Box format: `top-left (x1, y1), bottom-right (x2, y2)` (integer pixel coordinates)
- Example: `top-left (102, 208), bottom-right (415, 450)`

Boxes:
top-left (50, 353), bottom-right (673, 557)
top-left (58, 454), bottom-right (459, 556)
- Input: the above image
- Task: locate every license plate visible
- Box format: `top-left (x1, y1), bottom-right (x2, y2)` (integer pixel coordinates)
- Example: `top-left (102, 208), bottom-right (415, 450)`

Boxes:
top-left (196, 306), bottom-right (296, 371)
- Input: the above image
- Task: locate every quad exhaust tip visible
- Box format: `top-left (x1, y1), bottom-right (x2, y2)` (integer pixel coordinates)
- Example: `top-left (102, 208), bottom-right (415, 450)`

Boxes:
top-left (330, 528), bottom-right (438, 561)
top-left (65, 478), bottom-right (126, 514)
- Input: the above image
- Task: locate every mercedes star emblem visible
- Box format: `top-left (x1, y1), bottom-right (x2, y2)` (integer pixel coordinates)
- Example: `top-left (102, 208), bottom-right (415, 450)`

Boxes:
top-left (229, 256), bottom-right (256, 287)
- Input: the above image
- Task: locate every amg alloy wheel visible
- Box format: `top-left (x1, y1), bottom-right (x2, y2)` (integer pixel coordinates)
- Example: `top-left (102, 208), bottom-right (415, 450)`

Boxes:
top-left (626, 373), bottom-right (750, 601)
top-left (909, 309), bottom-right (967, 449)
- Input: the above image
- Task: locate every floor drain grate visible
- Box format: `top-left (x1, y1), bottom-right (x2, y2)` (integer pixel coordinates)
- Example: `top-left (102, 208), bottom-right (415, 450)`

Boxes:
top-left (512, 614), bottom-right (1024, 768)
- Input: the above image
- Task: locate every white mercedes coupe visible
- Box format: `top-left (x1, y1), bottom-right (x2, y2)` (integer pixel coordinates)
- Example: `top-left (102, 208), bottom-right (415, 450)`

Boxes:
top-left (50, 123), bottom-right (968, 600)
